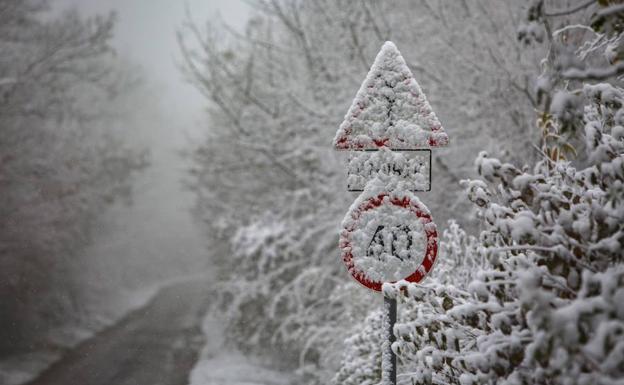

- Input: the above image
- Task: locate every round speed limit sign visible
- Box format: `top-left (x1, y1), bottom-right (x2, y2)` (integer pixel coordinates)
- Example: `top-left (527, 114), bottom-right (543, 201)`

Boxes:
top-left (339, 190), bottom-right (438, 291)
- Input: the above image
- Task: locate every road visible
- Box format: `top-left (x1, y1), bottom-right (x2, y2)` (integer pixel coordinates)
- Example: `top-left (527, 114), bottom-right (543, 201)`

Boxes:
top-left (27, 280), bottom-right (210, 385)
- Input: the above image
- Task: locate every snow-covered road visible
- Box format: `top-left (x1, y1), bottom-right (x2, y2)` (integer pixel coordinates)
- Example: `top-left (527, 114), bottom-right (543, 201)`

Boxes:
top-left (26, 280), bottom-right (208, 385)
top-left (24, 279), bottom-right (291, 385)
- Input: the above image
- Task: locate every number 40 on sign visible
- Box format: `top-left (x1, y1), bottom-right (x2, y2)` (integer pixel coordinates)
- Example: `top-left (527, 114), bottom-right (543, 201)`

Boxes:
top-left (333, 41), bottom-right (450, 385)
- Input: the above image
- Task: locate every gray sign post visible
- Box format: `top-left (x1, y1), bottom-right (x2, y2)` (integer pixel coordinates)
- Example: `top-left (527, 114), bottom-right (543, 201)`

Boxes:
top-left (383, 295), bottom-right (397, 385)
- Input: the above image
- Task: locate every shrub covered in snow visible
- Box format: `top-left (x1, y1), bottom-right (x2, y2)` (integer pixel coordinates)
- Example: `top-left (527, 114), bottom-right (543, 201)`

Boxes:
top-left (182, 1), bottom-right (624, 384)
top-left (333, 222), bottom-right (483, 385)
top-left (334, 2), bottom-right (624, 384)
top-left (214, 203), bottom-right (375, 381)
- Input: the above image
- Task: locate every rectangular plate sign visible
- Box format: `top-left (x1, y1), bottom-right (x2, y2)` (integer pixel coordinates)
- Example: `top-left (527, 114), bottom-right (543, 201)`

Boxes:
top-left (347, 149), bottom-right (431, 192)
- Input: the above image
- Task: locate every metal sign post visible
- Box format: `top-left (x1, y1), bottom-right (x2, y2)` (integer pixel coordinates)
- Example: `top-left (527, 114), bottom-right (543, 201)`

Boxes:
top-left (334, 41), bottom-right (449, 385)
top-left (383, 295), bottom-right (397, 385)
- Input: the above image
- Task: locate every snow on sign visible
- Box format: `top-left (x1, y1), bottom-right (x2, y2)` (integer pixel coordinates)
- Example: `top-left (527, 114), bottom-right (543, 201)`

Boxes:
top-left (347, 148), bottom-right (431, 191)
top-left (333, 41), bottom-right (449, 150)
top-left (334, 41), bottom-right (445, 291)
top-left (339, 182), bottom-right (438, 291)
top-left (334, 41), bottom-right (448, 385)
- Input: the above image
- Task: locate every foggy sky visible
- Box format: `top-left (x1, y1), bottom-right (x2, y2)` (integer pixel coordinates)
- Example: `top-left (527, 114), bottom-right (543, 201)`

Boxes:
top-left (55, 0), bottom-right (249, 127)
top-left (51, 1), bottom-right (251, 279)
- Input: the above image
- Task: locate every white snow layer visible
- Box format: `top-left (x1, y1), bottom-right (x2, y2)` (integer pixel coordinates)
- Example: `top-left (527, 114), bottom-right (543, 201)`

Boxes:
top-left (0, 282), bottom-right (164, 385)
top-left (189, 314), bottom-right (293, 385)
top-left (333, 41), bottom-right (449, 149)
top-left (347, 148), bottom-right (430, 191)
top-left (341, 177), bottom-right (433, 283)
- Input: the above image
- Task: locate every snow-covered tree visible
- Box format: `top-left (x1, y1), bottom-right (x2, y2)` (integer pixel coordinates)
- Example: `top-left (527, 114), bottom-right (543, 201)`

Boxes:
top-left (0, 0), bottom-right (146, 353)
top-left (181, 1), bottom-right (549, 383)
top-left (335, 2), bottom-right (624, 384)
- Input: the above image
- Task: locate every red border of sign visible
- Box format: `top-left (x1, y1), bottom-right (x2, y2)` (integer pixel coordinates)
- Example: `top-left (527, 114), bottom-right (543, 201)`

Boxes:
top-left (339, 193), bottom-right (438, 291)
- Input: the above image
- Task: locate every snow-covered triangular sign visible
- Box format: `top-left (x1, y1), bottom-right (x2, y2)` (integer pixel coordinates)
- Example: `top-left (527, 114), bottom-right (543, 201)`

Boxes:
top-left (334, 41), bottom-right (449, 150)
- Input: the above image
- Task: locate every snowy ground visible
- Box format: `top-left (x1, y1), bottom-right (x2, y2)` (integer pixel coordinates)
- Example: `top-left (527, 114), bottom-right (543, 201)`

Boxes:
top-left (0, 284), bottom-right (161, 385)
top-left (189, 314), bottom-right (294, 385)
top-left (0, 276), bottom-right (293, 385)
top-left (0, 351), bottom-right (61, 385)
top-left (0, 274), bottom-right (207, 385)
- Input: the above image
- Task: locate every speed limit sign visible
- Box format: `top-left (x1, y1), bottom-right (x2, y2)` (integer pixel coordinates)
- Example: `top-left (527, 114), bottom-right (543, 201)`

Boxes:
top-left (339, 189), bottom-right (438, 291)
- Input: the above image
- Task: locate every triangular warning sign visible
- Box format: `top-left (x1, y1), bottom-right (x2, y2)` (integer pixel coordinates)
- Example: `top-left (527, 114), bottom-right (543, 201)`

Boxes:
top-left (334, 41), bottom-right (449, 150)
